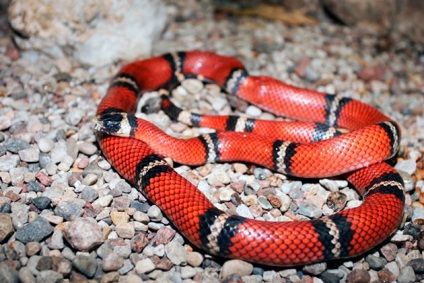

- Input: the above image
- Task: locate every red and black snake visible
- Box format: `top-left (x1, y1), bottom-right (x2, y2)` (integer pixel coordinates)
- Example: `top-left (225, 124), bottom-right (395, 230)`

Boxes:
top-left (94, 51), bottom-right (405, 266)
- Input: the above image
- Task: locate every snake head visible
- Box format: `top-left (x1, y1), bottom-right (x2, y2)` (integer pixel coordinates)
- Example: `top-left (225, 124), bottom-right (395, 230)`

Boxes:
top-left (92, 111), bottom-right (133, 137)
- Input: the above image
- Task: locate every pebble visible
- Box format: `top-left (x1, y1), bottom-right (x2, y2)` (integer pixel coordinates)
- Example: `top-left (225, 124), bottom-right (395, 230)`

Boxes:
top-left (366, 254), bottom-right (386, 270)
top-left (395, 159), bottom-right (417, 175)
top-left (257, 195), bottom-right (272, 210)
top-left (18, 148), bottom-right (39, 162)
top-left (77, 141), bottom-right (98, 155)
top-left (54, 201), bottom-right (82, 220)
top-left (73, 254), bottom-right (98, 278)
top-left (187, 251), bottom-right (204, 267)
top-left (130, 233), bottom-right (149, 253)
top-left (346, 268), bottom-right (370, 283)
top-left (63, 217), bottom-right (104, 251)
top-left (18, 267), bottom-right (35, 283)
top-left (135, 258), bottom-right (155, 274)
top-left (297, 202), bottom-right (322, 218)
top-left (31, 197), bottom-right (51, 210)
top-left (0, 155), bottom-right (19, 171)
top-left (0, 213), bottom-right (14, 242)
top-left (35, 270), bottom-right (64, 282)
top-left (165, 241), bottom-right (188, 265)
top-left (15, 217), bottom-right (53, 244)
top-left (111, 211), bottom-right (129, 225)
top-left (81, 186), bottom-right (99, 202)
top-left (115, 223), bottom-right (135, 239)
top-left (102, 252), bottom-right (124, 272)
top-left (220, 259), bottom-right (253, 279)
top-left (147, 205), bottom-right (163, 221)
top-left (397, 266), bottom-right (416, 283)
top-left (46, 230), bottom-right (64, 250)
top-left (93, 195), bottom-right (113, 207)
top-left (26, 242), bottom-right (42, 256)
top-left (37, 137), bottom-right (54, 153)
top-left (236, 204), bottom-right (254, 218)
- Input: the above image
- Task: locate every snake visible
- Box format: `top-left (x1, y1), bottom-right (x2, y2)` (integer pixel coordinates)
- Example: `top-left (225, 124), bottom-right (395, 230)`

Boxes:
top-left (93, 51), bottom-right (405, 266)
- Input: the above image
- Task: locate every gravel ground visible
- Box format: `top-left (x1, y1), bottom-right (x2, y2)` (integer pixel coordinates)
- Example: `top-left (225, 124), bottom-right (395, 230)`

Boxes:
top-left (1, 2), bottom-right (424, 283)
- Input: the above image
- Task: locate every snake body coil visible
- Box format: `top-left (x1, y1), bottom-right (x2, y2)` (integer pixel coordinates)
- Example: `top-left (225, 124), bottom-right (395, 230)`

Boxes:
top-left (94, 51), bottom-right (404, 266)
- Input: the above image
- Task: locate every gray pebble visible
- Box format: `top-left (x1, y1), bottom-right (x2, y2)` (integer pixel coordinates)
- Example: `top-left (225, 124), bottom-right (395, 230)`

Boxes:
top-left (65, 108), bottom-right (84, 126)
top-left (5, 139), bottom-right (30, 153)
top-left (73, 254), bottom-right (98, 278)
top-left (15, 217), bottom-right (53, 244)
top-left (257, 196), bottom-right (272, 210)
top-left (18, 267), bottom-right (35, 283)
top-left (0, 264), bottom-right (19, 283)
top-left (28, 181), bottom-right (43, 193)
top-left (54, 201), bottom-right (82, 221)
top-left (0, 155), bottom-right (19, 171)
top-left (32, 197), bottom-right (51, 210)
top-left (297, 202), bottom-right (322, 218)
top-left (81, 186), bottom-right (99, 202)
top-left (46, 230), bottom-right (64, 250)
top-left (118, 259), bottom-right (134, 275)
top-left (11, 202), bottom-right (30, 229)
top-left (397, 266), bottom-right (415, 283)
top-left (366, 254), bottom-right (386, 270)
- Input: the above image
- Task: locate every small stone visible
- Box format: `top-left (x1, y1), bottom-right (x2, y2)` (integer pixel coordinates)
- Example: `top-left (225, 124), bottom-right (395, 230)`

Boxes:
top-left (26, 242), bottom-right (42, 256)
top-left (101, 271), bottom-right (120, 283)
top-left (346, 268), bottom-right (370, 283)
top-left (395, 159), bottom-right (417, 175)
top-left (155, 227), bottom-right (176, 245)
top-left (386, 261), bottom-right (400, 277)
top-left (73, 254), bottom-right (98, 278)
top-left (207, 170), bottom-right (231, 186)
top-left (81, 186), bottom-right (99, 202)
top-left (302, 262), bottom-right (327, 275)
top-left (181, 78), bottom-right (204, 94)
top-left (131, 233), bottom-right (149, 253)
top-left (54, 201), bottom-right (82, 221)
top-left (187, 251), bottom-right (203, 267)
top-left (181, 266), bottom-right (197, 279)
top-left (147, 205), bottom-right (163, 221)
top-left (102, 253), bottom-right (124, 272)
top-left (65, 109), bottom-right (84, 126)
top-left (18, 148), bottom-right (39, 162)
top-left (82, 173), bottom-right (98, 186)
top-left (93, 195), bottom-right (113, 207)
top-left (112, 196), bottom-right (131, 211)
top-left (135, 258), bottom-right (155, 274)
top-left (43, 214), bottom-right (63, 225)
top-left (165, 241), bottom-right (188, 265)
top-left (236, 204), bottom-right (254, 218)
top-left (407, 258), bottom-right (424, 273)
top-left (297, 202), bottom-right (322, 218)
top-left (63, 217), bottom-right (104, 251)
top-left (15, 217), bottom-right (53, 244)
top-left (31, 197), bottom-right (51, 210)
top-left (5, 139), bottom-right (30, 153)
top-left (258, 195), bottom-right (272, 210)
top-left (397, 266), bottom-right (416, 283)
top-left (77, 142), bottom-right (98, 155)
top-left (378, 268), bottom-right (395, 282)
top-left (0, 213), bottom-right (14, 242)
top-left (46, 230), bottom-right (64, 250)
top-left (133, 211), bottom-right (149, 223)
top-left (36, 256), bottom-right (53, 271)
top-left (221, 259), bottom-right (253, 279)
top-left (35, 270), bottom-right (63, 283)
top-left (366, 254), bottom-right (386, 270)
top-left (37, 137), bottom-right (54, 153)
top-left (0, 262), bottom-right (19, 282)
top-left (111, 211), bottom-right (130, 225)
top-left (115, 223), bottom-right (135, 239)
top-left (245, 105), bottom-right (262, 117)
top-left (18, 267), bottom-right (35, 283)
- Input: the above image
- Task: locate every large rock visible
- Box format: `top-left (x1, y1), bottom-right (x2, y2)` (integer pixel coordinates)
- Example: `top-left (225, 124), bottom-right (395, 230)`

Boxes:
top-left (8, 0), bottom-right (167, 66)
